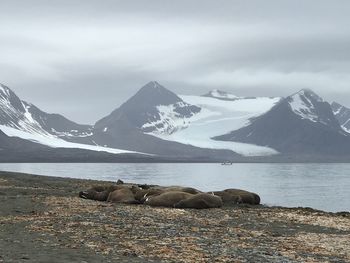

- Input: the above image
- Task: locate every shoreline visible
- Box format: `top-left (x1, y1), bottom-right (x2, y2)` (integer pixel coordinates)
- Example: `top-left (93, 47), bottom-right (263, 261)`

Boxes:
top-left (0, 166), bottom-right (348, 214)
top-left (0, 171), bottom-right (349, 262)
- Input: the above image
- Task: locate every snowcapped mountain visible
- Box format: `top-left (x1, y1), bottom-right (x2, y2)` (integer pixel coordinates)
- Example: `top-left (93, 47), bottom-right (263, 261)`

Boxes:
top-left (0, 83), bottom-right (146, 157)
top-left (0, 83), bottom-right (50, 136)
top-left (90, 81), bottom-right (281, 157)
top-left (287, 89), bottom-right (339, 127)
top-left (0, 81), bottom-right (240, 160)
top-left (89, 81), bottom-right (239, 159)
top-left (95, 81), bottom-right (201, 135)
top-left (0, 81), bottom-right (284, 159)
top-left (331, 102), bottom-right (350, 133)
top-left (0, 83), bottom-right (92, 138)
top-left (214, 89), bottom-right (350, 156)
top-left (3, 80), bottom-right (350, 161)
top-left (203, 89), bottom-right (244, 100)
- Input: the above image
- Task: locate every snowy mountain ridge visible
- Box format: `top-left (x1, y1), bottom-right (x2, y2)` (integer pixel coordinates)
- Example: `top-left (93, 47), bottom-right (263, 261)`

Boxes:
top-left (331, 102), bottom-right (350, 133)
top-left (2, 81), bottom-right (350, 160)
top-left (287, 89), bottom-right (342, 129)
top-left (213, 87), bottom-right (350, 156)
top-left (0, 83), bottom-right (145, 155)
top-left (0, 83), bottom-right (53, 137)
top-left (288, 89), bottom-right (324, 123)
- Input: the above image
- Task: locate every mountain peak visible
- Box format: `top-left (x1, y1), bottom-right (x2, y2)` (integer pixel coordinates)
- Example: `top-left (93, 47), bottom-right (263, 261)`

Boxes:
top-left (145, 81), bottom-right (161, 88)
top-left (95, 81), bottom-right (201, 135)
top-left (287, 88), bottom-right (338, 126)
top-left (0, 83), bottom-right (26, 115)
top-left (123, 81), bottom-right (182, 108)
top-left (294, 88), bottom-right (323, 102)
top-left (203, 89), bottom-right (240, 100)
top-left (214, 88), bottom-right (347, 156)
top-left (141, 81), bottom-right (167, 92)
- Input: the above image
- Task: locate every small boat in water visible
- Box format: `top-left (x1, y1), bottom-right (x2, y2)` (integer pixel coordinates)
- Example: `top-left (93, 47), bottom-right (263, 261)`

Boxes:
top-left (221, 161), bottom-right (233, 165)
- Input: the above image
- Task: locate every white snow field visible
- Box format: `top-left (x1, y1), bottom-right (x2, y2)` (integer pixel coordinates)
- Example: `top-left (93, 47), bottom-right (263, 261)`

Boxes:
top-left (148, 95), bottom-right (281, 156)
top-left (0, 125), bottom-right (145, 155)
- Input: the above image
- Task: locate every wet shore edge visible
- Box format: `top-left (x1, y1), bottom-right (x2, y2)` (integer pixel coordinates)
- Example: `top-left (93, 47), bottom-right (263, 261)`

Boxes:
top-left (0, 170), bottom-right (349, 262)
top-left (0, 170), bottom-right (347, 215)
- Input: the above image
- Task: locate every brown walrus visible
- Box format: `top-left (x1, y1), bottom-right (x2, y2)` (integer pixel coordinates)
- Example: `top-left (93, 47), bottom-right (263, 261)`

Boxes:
top-left (174, 193), bottom-right (223, 209)
top-left (79, 185), bottom-right (129, 201)
top-left (163, 186), bottom-right (202, 195)
top-left (212, 189), bottom-right (260, 205)
top-left (224, 189), bottom-right (260, 205)
top-left (144, 191), bottom-right (193, 207)
top-left (107, 188), bottom-right (140, 204)
top-left (131, 186), bottom-right (165, 203)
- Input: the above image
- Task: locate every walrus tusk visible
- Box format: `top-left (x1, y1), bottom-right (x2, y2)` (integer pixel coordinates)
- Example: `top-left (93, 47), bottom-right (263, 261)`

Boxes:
top-left (80, 191), bottom-right (88, 199)
top-left (143, 193), bottom-right (148, 198)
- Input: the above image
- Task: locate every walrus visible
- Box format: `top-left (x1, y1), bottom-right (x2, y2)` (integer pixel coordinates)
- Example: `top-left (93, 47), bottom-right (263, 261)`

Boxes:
top-left (163, 186), bottom-right (202, 195)
top-left (79, 185), bottom-right (129, 201)
top-left (144, 191), bottom-right (193, 207)
top-left (107, 188), bottom-right (140, 204)
top-left (79, 185), bottom-right (111, 201)
top-left (174, 193), bottom-right (223, 209)
top-left (131, 185), bottom-right (202, 203)
top-left (224, 189), bottom-right (260, 205)
top-left (137, 183), bottom-right (161, 190)
top-left (131, 186), bottom-right (165, 203)
top-left (116, 180), bottom-right (160, 190)
top-left (212, 189), bottom-right (260, 205)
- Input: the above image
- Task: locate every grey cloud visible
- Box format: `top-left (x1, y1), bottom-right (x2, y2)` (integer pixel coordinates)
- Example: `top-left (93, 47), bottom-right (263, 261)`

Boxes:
top-left (1, 0), bottom-right (350, 123)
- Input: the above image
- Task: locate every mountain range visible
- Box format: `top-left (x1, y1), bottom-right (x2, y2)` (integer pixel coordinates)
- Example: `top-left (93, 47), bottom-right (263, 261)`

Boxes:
top-left (1, 81), bottom-right (350, 162)
top-left (214, 89), bottom-right (350, 158)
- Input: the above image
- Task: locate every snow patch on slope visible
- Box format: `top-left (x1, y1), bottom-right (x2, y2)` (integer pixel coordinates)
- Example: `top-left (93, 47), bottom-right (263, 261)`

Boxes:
top-left (331, 102), bottom-right (350, 134)
top-left (0, 125), bottom-right (146, 155)
top-left (18, 102), bottom-right (54, 137)
top-left (289, 89), bottom-right (323, 123)
top-left (341, 122), bottom-right (350, 133)
top-left (141, 102), bottom-right (202, 134)
top-left (147, 95), bottom-right (281, 156)
top-left (0, 91), bottom-right (52, 137)
top-left (50, 128), bottom-right (93, 138)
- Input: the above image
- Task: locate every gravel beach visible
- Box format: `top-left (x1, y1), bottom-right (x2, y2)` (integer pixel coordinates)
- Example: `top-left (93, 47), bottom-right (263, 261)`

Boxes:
top-left (0, 171), bottom-right (349, 263)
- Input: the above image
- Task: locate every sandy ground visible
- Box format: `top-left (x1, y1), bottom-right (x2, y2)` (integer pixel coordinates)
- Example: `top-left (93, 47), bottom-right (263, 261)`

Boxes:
top-left (0, 171), bottom-right (349, 263)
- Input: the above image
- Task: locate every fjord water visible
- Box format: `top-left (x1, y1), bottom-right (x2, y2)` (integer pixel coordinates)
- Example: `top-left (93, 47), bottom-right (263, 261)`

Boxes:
top-left (0, 163), bottom-right (349, 212)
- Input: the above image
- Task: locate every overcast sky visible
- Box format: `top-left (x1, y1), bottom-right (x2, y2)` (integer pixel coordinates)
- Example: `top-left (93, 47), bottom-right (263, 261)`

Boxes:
top-left (1, 0), bottom-right (350, 124)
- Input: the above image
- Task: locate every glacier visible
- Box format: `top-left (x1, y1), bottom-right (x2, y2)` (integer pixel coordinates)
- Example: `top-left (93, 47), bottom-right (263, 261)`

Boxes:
top-left (146, 95), bottom-right (281, 156)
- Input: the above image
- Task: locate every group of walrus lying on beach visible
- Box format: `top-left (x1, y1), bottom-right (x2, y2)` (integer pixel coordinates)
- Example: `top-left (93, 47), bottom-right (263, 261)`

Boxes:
top-left (79, 180), bottom-right (260, 209)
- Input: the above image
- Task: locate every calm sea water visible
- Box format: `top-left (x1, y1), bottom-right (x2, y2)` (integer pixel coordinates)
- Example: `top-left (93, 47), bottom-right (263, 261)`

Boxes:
top-left (0, 163), bottom-right (349, 212)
